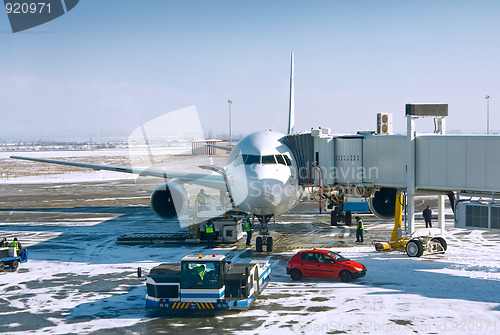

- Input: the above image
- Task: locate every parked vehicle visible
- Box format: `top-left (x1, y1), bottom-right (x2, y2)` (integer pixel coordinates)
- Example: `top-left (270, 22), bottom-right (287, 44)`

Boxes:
top-left (286, 249), bottom-right (366, 282)
top-left (0, 247), bottom-right (28, 271)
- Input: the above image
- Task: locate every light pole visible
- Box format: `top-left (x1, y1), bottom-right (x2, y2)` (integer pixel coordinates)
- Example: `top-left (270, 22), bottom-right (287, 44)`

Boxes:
top-left (228, 100), bottom-right (232, 145)
top-left (486, 95), bottom-right (491, 134)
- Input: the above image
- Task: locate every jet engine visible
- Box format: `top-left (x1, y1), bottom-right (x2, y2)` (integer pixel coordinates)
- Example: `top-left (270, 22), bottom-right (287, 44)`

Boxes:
top-left (150, 181), bottom-right (188, 219)
top-left (369, 187), bottom-right (397, 220)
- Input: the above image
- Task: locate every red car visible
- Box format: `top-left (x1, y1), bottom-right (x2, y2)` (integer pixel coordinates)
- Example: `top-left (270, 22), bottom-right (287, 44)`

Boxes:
top-left (286, 249), bottom-right (366, 282)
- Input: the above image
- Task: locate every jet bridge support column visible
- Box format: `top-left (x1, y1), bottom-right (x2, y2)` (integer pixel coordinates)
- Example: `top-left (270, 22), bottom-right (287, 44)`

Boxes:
top-left (406, 116), bottom-right (416, 234)
top-left (438, 196), bottom-right (445, 233)
top-left (436, 117), bottom-right (446, 233)
top-left (405, 104), bottom-right (448, 235)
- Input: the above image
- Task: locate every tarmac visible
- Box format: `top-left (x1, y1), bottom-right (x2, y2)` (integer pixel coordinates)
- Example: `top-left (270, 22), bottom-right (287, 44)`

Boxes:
top-left (0, 165), bottom-right (473, 335)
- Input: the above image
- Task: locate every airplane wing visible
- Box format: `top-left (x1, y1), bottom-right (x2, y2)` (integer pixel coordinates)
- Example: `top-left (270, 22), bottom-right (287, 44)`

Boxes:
top-left (10, 155), bottom-right (227, 191)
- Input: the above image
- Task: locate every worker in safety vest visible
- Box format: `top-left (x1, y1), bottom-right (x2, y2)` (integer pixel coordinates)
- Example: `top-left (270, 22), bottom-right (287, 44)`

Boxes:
top-left (196, 189), bottom-right (207, 211)
top-left (355, 216), bottom-right (364, 243)
top-left (244, 219), bottom-right (253, 246)
top-left (205, 220), bottom-right (215, 248)
top-left (10, 237), bottom-right (21, 251)
top-left (9, 237), bottom-right (26, 260)
top-left (195, 264), bottom-right (206, 281)
top-left (0, 238), bottom-right (9, 247)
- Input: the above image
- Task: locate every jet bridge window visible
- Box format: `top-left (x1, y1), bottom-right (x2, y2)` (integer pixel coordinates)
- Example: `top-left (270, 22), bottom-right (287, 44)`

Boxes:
top-left (262, 155), bottom-right (276, 164)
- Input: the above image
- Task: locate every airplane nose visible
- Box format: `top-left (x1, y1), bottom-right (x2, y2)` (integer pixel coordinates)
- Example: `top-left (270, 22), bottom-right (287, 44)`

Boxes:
top-left (227, 163), bottom-right (296, 216)
top-left (247, 178), bottom-right (286, 208)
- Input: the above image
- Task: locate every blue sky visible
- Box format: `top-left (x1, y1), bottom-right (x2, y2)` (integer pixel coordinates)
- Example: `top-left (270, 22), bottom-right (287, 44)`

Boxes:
top-left (1, 0), bottom-right (499, 141)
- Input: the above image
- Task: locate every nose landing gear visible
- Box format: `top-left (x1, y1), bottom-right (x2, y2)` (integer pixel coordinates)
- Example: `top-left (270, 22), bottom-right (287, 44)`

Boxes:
top-left (256, 236), bottom-right (273, 252)
top-left (254, 215), bottom-right (274, 252)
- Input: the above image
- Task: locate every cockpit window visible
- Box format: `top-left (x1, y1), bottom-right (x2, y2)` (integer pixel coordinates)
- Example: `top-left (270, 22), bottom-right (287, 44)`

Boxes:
top-left (283, 155), bottom-right (291, 166)
top-left (239, 154), bottom-right (291, 166)
top-left (243, 154), bottom-right (260, 164)
top-left (275, 154), bottom-right (285, 165)
top-left (262, 155), bottom-right (276, 164)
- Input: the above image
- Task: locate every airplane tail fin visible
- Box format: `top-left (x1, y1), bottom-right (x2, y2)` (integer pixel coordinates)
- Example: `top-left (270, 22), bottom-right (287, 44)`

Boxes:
top-left (287, 52), bottom-right (295, 134)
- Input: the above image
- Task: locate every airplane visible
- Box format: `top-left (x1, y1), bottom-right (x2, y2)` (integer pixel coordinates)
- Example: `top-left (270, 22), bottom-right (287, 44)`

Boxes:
top-left (9, 53), bottom-right (304, 252)
top-left (11, 128), bottom-right (303, 252)
top-left (9, 53), bottom-right (397, 252)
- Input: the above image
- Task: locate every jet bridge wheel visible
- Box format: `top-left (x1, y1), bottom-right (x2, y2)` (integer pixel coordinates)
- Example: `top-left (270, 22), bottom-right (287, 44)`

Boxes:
top-left (0, 261), bottom-right (4, 272)
top-left (431, 237), bottom-right (447, 252)
top-left (406, 239), bottom-right (424, 257)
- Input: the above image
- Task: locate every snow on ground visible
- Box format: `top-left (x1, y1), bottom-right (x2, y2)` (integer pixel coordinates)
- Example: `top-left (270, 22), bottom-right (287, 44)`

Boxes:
top-left (0, 170), bottom-right (138, 184)
top-left (1, 223), bottom-right (499, 334)
top-left (1, 151), bottom-right (500, 334)
top-left (239, 229), bottom-right (500, 335)
top-left (0, 148), bottom-right (190, 159)
top-left (0, 150), bottom-right (226, 184)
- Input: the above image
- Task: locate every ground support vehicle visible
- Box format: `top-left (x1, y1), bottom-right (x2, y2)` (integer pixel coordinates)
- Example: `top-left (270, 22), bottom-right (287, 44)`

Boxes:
top-left (286, 249), bottom-right (366, 283)
top-left (372, 193), bottom-right (447, 257)
top-left (144, 254), bottom-right (271, 310)
top-left (0, 247), bottom-right (28, 271)
top-left (374, 231), bottom-right (447, 257)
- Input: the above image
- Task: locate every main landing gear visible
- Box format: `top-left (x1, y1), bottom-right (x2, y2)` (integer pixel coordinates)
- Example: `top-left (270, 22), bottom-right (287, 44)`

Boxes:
top-left (254, 214), bottom-right (274, 252)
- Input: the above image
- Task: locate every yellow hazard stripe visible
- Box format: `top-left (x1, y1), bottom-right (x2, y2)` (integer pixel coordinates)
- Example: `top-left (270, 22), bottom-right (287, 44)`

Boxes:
top-left (196, 302), bottom-right (214, 309)
top-left (171, 302), bottom-right (217, 309)
top-left (172, 302), bottom-right (190, 309)
top-left (274, 233), bottom-right (287, 244)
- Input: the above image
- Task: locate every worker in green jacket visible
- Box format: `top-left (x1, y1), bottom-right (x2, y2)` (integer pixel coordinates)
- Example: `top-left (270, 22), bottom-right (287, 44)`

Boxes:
top-left (10, 237), bottom-right (20, 251)
top-left (355, 216), bottom-right (364, 243)
top-left (0, 238), bottom-right (9, 247)
top-left (205, 220), bottom-right (215, 248)
top-left (9, 237), bottom-right (26, 260)
top-left (197, 189), bottom-right (207, 211)
top-left (245, 219), bottom-right (253, 246)
top-left (195, 264), bottom-right (206, 281)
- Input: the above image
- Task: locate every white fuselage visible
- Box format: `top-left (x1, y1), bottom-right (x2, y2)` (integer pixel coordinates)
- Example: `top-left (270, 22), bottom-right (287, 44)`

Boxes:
top-left (225, 131), bottom-right (303, 217)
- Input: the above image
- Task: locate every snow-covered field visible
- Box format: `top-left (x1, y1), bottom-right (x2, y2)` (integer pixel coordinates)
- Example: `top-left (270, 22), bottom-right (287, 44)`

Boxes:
top-left (255, 229), bottom-right (500, 335)
top-left (0, 149), bottom-right (226, 184)
top-left (1, 225), bottom-right (499, 335)
top-left (1, 151), bottom-right (500, 334)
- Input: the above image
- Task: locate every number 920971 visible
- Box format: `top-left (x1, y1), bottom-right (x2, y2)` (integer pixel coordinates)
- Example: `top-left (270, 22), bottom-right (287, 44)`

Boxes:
top-left (5, 2), bottom-right (51, 14)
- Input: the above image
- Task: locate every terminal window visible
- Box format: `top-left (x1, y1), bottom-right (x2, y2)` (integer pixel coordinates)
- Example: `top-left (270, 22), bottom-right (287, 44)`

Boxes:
top-left (465, 205), bottom-right (488, 228)
top-left (491, 206), bottom-right (500, 229)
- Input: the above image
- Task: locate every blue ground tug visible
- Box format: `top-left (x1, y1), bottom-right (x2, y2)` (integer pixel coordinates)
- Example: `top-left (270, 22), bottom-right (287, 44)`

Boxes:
top-left (145, 254), bottom-right (271, 310)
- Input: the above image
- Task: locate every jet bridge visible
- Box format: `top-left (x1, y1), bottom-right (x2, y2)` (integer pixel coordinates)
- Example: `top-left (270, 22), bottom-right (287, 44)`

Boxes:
top-left (284, 104), bottom-right (500, 234)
